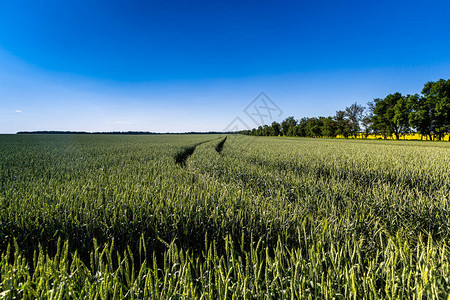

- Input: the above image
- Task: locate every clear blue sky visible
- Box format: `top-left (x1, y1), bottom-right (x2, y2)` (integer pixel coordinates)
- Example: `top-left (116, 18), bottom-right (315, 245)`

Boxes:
top-left (1, 0), bottom-right (449, 133)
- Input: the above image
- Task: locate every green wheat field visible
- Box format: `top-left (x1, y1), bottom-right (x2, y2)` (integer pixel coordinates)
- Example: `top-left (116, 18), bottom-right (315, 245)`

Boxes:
top-left (1, 134), bottom-right (449, 299)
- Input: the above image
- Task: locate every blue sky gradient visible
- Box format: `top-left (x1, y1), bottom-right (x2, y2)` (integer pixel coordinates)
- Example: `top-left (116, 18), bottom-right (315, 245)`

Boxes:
top-left (1, 0), bottom-right (449, 132)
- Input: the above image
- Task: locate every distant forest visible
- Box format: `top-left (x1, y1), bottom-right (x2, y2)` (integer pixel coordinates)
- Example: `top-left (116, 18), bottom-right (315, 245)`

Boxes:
top-left (241, 79), bottom-right (450, 141)
top-left (16, 131), bottom-right (231, 135)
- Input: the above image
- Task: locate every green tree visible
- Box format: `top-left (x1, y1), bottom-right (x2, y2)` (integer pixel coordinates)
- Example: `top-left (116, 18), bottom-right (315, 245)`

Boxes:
top-left (262, 125), bottom-right (271, 136)
top-left (294, 118), bottom-right (307, 137)
top-left (372, 93), bottom-right (403, 140)
top-left (421, 79), bottom-right (450, 140)
top-left (334, 110), bottom-right (351, 138)
top-left (364, 101), bottom-right (377, 137)
top-left (270, 121), bottom-right (281, 136)
top-left (281, 116), bottom-right (297, 136)
top-left (408, 94), bottom-right (432, 140)
top-left (256, 125), bottom-right (263, 136)
top-left (361, 115), bottom-right (373, 138)
top-left (344, 102), bottom-right (365, 138)
top-left (321, 116), bottom-right (336, 137)
top-left (393, 95), bottom-right (413, 138)
top-left (304, 118), bottom-right (323, 137)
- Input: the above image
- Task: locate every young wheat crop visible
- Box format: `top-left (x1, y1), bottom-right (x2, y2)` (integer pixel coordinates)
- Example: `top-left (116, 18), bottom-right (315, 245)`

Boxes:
top-left (0, 134), bottom-right (449, 298)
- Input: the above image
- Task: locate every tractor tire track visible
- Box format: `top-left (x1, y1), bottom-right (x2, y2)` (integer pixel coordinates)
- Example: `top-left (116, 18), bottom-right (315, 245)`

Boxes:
top-left (215, 137), bottom-right (227, 154)
top-left (174, 138), bottom-right (221, 167)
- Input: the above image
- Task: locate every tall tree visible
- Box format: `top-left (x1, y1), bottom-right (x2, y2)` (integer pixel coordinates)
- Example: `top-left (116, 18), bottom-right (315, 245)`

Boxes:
top-left (344, 102), bottom-right (365, 138)
top-left (270, 121), bottom-right (281, 136)
top-left (365, 101), bottom-right (377, 137)
top-left (408, 94), bottom-right (432, 140)
top-left (421, 79), bottom-right (450, 140)
top-left (281, 116), bottom-right (297, 136)
top-left (393, 95), bottom-right (413, 138)
top-left (321, 116), bottom-right (336, 137)
top-left (294, 118), bottom-right (307, 137)
top-left (372, 93), bottom-right (403, 140)
top-left (304, 117), bottom-right (323, 137)
top-left (361, 115), bottom-right (373, 138)
top-left (262, 125), bottom-right (270, 136)
top-left (256, 125), bottom-right (263, 136)
top-left (334, 110), bottom-right (351, 138)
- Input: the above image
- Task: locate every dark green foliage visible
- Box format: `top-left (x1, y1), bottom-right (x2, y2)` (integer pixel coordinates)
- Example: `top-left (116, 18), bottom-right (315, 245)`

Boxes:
top-left (334, 110), bottom-right (352, 138)
top-left (345, 102), bottom-right (365, 138)
top-left (420, 79), bottom-right (450, 140)
top-left (241, 78), bottom-right (450, 141)
top-left (372, 93), bottom-right (403, 139)
top-left (281, 116), bottom-right (297, 136)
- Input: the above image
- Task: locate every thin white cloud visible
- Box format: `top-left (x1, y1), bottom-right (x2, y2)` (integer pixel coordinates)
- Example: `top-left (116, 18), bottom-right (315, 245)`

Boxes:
top-left (15, 109), bottom-right (22, 113)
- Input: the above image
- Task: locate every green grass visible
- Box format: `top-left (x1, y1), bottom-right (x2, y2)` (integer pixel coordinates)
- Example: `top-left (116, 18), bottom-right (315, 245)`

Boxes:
top-left (0, 134), bottom-right (449, 298)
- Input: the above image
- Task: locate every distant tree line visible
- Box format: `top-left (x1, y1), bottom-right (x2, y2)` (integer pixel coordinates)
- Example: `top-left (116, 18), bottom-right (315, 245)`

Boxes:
top-left (241, 79), bottom-right (450, 141)
top-left (17, 131), bottom-right (235, 135)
